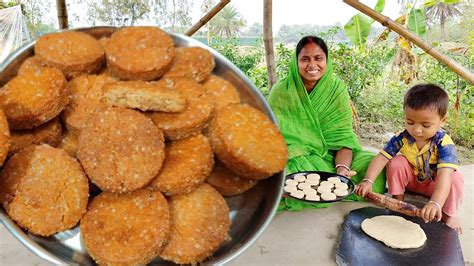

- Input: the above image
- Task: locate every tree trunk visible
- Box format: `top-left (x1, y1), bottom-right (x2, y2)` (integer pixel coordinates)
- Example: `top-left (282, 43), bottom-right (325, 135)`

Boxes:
top-left (56, 0), bottom-right (68, 29)
top-left (263, 0), bottom-right (277, 90)
top-left (440, 14), bottom-right (445, 42)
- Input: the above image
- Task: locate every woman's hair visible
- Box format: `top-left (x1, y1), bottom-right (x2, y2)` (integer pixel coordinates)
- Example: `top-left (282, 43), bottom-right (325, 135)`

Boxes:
top-left (296, 36), bottom-right (328, 58)
top-left (404, 84), bottom-right (449, 118)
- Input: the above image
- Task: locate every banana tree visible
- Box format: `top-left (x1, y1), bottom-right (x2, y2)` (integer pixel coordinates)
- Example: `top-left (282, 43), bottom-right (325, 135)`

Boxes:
top-left (343, 0), bottom-right (385, 49)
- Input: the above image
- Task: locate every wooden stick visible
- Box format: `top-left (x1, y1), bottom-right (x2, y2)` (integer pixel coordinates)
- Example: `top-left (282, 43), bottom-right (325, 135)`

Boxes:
top-left (263, 0), bottom-right (277, 89)
top-left (343, 0), bottom-right (474, 85)
top-left (185, 0), bottom-right (231, 36)
top-left (366, 192), bottom-right (421, 217)
top-left (56, 0), bottom-right (68, 29)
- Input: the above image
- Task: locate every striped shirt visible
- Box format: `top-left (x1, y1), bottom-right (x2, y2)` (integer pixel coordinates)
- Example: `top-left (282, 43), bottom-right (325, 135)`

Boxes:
top-left (381, 129), bottom-right (458, 181)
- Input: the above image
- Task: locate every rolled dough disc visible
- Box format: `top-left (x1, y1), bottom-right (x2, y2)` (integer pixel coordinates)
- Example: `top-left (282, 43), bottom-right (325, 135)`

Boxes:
top-left (361, 215), bottom-right (427, 249)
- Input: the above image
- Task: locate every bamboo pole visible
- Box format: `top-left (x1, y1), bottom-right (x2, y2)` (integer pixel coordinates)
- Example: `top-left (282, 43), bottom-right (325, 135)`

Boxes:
top-left (343, 0), bottom-right (474, 85)
top-left (263, 0), bottom-right (277, 89)
top-left (56, 0), bottom-right (68, 29)
top-left (185, 0), bottom-right (231, 36)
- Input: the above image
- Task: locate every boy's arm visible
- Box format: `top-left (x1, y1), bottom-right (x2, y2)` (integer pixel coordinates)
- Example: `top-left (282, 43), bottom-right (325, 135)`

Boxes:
top-left (355, 153), bottom-right (389, 197)
top-left (420, 133), bottom-right (459, 222)
top-left (420, 168), bottom-right (453, 222)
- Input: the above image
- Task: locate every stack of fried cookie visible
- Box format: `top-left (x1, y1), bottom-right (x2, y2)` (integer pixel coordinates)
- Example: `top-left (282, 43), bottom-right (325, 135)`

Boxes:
top-left (0, 27), bottom-right (288, 265)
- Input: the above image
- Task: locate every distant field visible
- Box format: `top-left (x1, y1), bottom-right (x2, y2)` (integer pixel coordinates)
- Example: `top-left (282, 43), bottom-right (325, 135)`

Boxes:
top-left (193, 36), bottom-right (261, 46)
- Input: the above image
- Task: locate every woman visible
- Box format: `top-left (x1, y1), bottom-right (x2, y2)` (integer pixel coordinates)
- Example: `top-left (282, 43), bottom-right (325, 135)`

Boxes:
top-left (268, 36), bottom-right (386, 211)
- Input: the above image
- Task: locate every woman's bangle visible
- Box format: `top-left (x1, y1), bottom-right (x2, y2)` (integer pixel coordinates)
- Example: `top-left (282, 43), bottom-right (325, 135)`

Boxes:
top-left (428, 200), bottom-right (442, 210)
top-left (335, 164), bottom-right (351, 171)
top-left (362, 178), bottom-right (374, 185)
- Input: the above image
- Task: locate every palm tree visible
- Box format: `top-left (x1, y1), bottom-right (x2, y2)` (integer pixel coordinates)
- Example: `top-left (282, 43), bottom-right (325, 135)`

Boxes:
top-left (424, 0), bottom-right (462, 41)
top-left (211, 5), bottom-right (246, 38)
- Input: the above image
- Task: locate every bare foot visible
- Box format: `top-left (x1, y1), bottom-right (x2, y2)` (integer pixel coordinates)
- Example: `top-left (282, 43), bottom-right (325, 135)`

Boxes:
top-left (393, 194), bottom-right (404, 201)
top-left (442, 214), bottom-right (463, 234)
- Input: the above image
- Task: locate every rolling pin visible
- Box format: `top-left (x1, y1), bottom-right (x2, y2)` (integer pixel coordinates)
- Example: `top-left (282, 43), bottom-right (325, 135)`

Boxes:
top-left (366, 192), bottom-right (422, 218)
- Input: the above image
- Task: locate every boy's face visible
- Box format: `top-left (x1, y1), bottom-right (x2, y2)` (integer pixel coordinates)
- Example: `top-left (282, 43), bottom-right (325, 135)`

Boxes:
top-left (405, 107), bottom-right (446, 142)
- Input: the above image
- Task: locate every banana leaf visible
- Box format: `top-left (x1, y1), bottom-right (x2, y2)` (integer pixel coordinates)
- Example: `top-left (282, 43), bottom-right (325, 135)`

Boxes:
top-left (344, 0), bottom-right (384, 48)
top-left (344, 13), bottom-right (372, 48)
top-left (408, 8), bottom-right (426, 37)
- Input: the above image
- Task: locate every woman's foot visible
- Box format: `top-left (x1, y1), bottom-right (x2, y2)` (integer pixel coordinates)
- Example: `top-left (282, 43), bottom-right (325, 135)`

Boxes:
top-left (442, 214), bottom-right (463, 234)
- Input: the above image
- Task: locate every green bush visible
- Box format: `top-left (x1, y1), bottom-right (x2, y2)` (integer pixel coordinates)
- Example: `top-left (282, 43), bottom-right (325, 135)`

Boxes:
top-left (209, 35), bottom-right (473, 148)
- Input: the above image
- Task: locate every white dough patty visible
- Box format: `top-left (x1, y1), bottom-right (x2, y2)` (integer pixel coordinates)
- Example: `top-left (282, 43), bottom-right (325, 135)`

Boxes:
top-left (361, 215), bottom-right (427, 249)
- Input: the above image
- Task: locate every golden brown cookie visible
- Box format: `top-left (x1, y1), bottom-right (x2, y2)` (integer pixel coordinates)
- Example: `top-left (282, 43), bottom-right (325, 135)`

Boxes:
top-left (206, 161), bottom-right (257, 196)
top-left (209, 104), bottom-right (287, 180)
top-left (149, 134), bottom-right (214, 196)
top-left (106, 26), bottom-right (175, 81)
top-left (78, 107), bottom-right (165, 193)
top-left (61, 74), bottom-right (116, 136)
top-left (149, 78), bottom-right (213, 140)
top-left (163, 47), bottom-right (215, 82)
top-left (0, 109), bottom-right (10, 166)
top-left (102, 80), bottom-right (186, 112)
top-left (81, 189), bottom-right (170, 265)
top-left (98, 37), bottom-right (109, 49)
top-left (17, 56), bottom-right (45, 76)
top-left (202, 75), bottom-right (240, 110)
top-left (0, 67), bottom-right (68, 130)
top-left (35, 31), bottom-right (105, 79)
top-left (58, 130), bottom-right (79, 158)
top-left (0, 145), bottom-right (89, 236)
top-left (9, 117), bottom-right (62, 156)
top-left (160, 184), bottom-right (230, 264)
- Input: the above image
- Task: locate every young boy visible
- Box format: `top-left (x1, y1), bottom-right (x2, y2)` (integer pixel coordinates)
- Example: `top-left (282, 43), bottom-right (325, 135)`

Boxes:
top-left (355, 84), bottom-right (464, 233)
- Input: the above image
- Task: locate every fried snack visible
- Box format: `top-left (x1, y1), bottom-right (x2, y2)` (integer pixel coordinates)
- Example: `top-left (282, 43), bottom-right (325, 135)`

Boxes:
top-left (78, 107), bottom-right (165, 193)
top-left (163, 47), bottom-right (215, 82)
top-left (202, 75), bottom-right (240, 110)
top-left (0, 145), bottom-right (89, 236)
top-left (9, 117), bottom-right (62, 156)
top-left (206, 161), bottom-right (257, 196)
top-left (81, 189), bottom-right (170, 265)
top-left (58, 130), bottom-right (79, 158)
top-left (17, 56), bottom-right (45, 76)
top-left (102, 80), bottom-right (186, 112)
top-left (106, 26), bottom-right (175, 81)
top-left (209, 104), bottom-right (287, 180)
top-left (61, 74), bottom-right (116, 136)
top-left (0, 110), bottom-right (10, 166)
top-left (98, 37), bottom-right (109, 49)
top-left (161, 184), bottom-right (230, 264)
top-left (149, 134), bottom-right (214, 196)
top-left (0, 67), bottom-right (68, 130)
top-left (35, 31), bottom-right (105, 79)
top-left (149, 78), bottom-right (213, 140)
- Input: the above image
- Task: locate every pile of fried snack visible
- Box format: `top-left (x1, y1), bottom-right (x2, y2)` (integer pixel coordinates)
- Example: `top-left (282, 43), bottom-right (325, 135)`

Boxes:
top-left (0, 26), bottom-right (288, 265)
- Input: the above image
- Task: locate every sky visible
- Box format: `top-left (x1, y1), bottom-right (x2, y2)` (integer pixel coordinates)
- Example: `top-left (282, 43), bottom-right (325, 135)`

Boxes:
top-left (50, 0), bottom-right (403, 31)
top-left (191, 0), bottom-right (403, 30)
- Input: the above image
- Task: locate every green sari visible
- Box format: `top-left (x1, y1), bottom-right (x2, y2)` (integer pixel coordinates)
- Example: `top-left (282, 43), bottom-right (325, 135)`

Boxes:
top-left (268, 53), bottom-right (386, 211)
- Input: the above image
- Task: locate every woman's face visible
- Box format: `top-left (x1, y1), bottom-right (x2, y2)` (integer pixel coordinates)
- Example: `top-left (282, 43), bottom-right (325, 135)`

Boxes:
top-left (297, 42), bottom-right (327, 87)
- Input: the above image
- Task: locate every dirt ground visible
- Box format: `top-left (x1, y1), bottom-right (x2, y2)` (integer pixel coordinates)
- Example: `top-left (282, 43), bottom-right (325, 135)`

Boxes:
top-left (355, 122), bottom-right (473, 165)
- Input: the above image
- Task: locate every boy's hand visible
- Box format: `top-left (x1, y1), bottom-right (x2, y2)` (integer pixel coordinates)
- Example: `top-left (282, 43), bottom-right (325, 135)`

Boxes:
top-left (355, 180), bottom-right (372, 197)
top-left (420, 201), bottom-right (442, 223)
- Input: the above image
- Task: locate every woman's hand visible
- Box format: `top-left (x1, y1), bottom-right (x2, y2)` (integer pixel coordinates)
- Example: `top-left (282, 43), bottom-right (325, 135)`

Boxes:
top-left (420, 201), bottom-right (442, 223)
top-left (336, 167), bottom-right (356, 178)
top-left (355, 180), bottom-right (372, 197)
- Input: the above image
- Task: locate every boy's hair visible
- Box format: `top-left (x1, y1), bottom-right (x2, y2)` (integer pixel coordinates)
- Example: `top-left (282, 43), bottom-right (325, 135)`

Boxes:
top-left (404, 84), bottom-right (449, 117)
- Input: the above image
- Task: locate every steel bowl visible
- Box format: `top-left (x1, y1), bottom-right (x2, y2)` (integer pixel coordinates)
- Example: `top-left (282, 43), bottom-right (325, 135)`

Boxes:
top-left (0, 26), bottom-right (285, 265)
